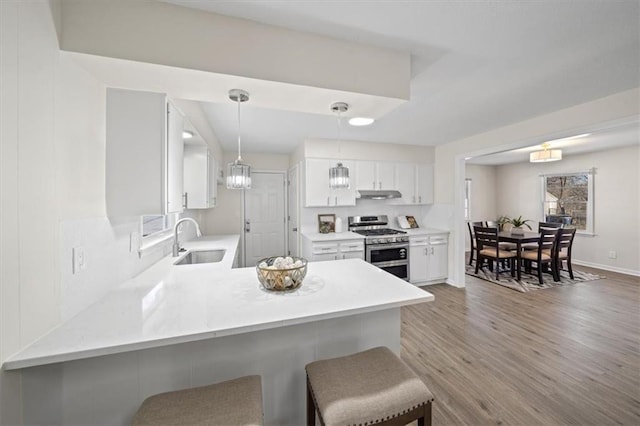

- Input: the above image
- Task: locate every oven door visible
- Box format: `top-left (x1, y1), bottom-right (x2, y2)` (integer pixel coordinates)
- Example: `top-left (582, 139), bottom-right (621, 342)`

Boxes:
top-left (366, 243), bottom-right (408, 264)
top-left (375, 261), bottom-right (409, 280)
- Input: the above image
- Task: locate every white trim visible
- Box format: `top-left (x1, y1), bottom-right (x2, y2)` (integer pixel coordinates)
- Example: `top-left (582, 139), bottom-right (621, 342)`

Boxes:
top-left (138, 230), bottom-right (173, 256)
top-left (572, 259), bottom-right (640, 278)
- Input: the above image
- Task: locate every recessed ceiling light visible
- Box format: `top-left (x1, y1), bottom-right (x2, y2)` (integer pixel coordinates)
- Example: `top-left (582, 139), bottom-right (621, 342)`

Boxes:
top-left (183, 130), bottom-right (194, 139)
top-left (348, 117), bottom-right (375, 126)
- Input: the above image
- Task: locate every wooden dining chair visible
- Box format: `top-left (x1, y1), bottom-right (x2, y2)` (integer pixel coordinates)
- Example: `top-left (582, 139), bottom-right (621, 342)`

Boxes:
top-left (467, 221), bottom-right (484, 265)
top-left (523, 221), bottom-right (563, 251)
top-left (474, 226), bottom-right (516, 280)
top-left (520, 227), bottom-right (560, 284)
top-left (555, 227), bottom-right (577, 279)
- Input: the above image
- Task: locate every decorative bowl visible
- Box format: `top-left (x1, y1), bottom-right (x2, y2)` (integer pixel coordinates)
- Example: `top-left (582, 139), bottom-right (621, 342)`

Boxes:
top-left (256, 256), bottom-right (308, 291)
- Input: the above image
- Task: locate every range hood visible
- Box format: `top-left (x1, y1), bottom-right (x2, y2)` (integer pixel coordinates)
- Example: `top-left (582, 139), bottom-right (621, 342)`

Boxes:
top-left (357, 190), bottom-right (403, 200)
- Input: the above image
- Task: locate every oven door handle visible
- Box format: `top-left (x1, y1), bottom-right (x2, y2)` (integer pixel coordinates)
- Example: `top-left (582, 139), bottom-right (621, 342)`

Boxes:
top-left (371, 260), bottom-right (409, 268)
top-left (367, 243), bottom-right (409, 250)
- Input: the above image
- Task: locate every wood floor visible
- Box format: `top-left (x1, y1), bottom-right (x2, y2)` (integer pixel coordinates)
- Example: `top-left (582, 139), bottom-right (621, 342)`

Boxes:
top-left (401, 266), bottom-right (640, 425)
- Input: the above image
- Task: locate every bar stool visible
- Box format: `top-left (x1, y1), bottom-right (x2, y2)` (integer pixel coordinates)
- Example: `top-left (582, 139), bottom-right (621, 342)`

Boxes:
top-left (306, 347), bottom-right (433, 426)
top-left (131, 375), bottom-right (263, 426)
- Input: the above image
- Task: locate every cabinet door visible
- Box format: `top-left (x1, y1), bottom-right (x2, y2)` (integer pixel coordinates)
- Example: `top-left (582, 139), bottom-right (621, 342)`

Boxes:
top-left (426, 235), bottom-right (448, 280)
top-left (409, 242), bottom-right (428, 283)
top-left (166, 101), bottom-right (185, 213)
top-left (333, 160), bottom-right (357, 206)
top-left (183, 144), bottom-right (208, 209)
top-left (305, 159), bottom-right (331, 207)
top-left (339, 240), bottom-right (364, 260)
top-left (207, 151), bottom-right (217, 207)
top-left (355, 161), bottom-right (376, 190)
top-left (311, 242), bottom-right (339, 261)
top-left (416, 164), bottom-right (434, 205)
top-left (427, 241), bottom-right (448, 280)
top-left (377, 162), bottom-right (396, 190)
top-left (394, 164), bottom-right (416, 204)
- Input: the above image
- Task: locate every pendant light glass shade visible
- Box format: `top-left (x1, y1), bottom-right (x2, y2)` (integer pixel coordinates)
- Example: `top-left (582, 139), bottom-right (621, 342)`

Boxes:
top-left (530, 143), bottom-right (562, 163)
top-left (329, 162), bottom-right (350, 189)
top-left (329, 102), bottom-right (350, 190)
top-left (226, 89), bottom-right (252, 189)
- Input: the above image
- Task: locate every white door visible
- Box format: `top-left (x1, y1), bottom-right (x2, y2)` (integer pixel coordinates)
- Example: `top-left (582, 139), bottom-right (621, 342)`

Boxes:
top-left (287, 165), bottom-right (299, 256)
top-left (244, 171), bottom-right (286, 266)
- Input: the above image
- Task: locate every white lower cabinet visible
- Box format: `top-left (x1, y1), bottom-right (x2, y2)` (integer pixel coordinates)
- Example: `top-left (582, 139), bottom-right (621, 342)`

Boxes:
top-left (409, 234), bottom-right (448, 284)
top-left (303, 237), bottom-right (364, 261)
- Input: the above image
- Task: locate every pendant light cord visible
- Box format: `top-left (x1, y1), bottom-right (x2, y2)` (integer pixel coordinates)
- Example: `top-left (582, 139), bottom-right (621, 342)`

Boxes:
top-left (237, 96), bottom-right (242, 162)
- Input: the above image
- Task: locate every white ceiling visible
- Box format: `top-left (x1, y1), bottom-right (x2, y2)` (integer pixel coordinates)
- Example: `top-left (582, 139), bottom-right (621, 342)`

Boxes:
top-left (466, 120), bottom-right (640, 165)
top-left (164, 0), bottom-right (640, 155)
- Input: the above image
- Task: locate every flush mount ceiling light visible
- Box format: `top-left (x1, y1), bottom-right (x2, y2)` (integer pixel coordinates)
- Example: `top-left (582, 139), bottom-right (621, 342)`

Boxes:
top-left (530, 142), bottom-right (562, 163)
top-left (182, 130), bottom-right (194, 139)
top-left (226, 89), bottom-right (252, 189)
top-left (329, 102), bottom-right (350, 190)
top-left (348, 117), bottom-right (375, 126)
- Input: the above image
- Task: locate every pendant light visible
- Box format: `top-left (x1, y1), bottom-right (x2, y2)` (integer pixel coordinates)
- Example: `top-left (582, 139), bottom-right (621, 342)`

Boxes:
top-left (329, 102), bottom-right (350, 189)
top-left (226, 89), bottom-right (252, 189)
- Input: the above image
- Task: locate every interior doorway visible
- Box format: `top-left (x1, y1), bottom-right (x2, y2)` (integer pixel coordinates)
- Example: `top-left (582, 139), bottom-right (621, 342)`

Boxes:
top-left (243, 171), bottom-right (286, 266)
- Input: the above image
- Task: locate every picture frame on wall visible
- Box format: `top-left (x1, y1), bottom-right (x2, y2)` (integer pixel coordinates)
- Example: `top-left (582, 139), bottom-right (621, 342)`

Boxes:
top-left (318, 214), bottom-right (336, 233)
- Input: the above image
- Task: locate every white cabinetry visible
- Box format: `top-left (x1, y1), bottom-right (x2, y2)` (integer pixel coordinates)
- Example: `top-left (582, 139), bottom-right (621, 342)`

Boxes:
top-left (394, 163), bottom-right (433, 205)
top-left (106, 88), bottom-right (184, 216)
top-left (355, 161), bottom-right (395, 190)
top-left (183, 143), bottom-right (217, 209)
top-left (305, 159), bottom-right (356, 207)
top-left (409, 233), bottom-right (448, 284)
top-left (303, 236), bottom-right (364, 261)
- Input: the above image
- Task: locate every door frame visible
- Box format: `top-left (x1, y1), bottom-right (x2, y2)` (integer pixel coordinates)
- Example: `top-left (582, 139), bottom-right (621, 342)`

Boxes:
top-left (242, 169), bottom-right (288, 267)
top-left (287, 163), bottom-right (300, 257)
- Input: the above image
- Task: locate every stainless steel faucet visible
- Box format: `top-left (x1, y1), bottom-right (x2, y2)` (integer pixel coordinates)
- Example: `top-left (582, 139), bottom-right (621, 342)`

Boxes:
top-left (173, 217), bottom-right (202, 256)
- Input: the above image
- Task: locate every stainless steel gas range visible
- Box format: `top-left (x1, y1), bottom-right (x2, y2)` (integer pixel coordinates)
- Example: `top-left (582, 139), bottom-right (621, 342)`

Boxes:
top-left (348, 215), bottom-right (409, 280)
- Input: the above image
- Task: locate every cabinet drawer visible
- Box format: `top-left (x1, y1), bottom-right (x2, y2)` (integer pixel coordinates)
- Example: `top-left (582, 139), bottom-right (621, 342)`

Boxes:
top-left (339, 241), bottom-right (364, 252)
top-left (429, 235), bottom-right (448, 245)
top-left (312, 243), bottom-right (338, 255)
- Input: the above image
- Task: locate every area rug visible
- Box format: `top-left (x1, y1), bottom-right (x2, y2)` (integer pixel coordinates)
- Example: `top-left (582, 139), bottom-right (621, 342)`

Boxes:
top-left (465, 263), bottom-right (604, 292)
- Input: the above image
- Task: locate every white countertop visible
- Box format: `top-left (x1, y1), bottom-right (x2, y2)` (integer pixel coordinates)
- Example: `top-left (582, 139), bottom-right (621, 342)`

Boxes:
top-left (3, 234), bottom-right (432, 370)
top-left (395, 227), bottom-right (450, 236)
top-left (302, 231), bottom-right (365, 241)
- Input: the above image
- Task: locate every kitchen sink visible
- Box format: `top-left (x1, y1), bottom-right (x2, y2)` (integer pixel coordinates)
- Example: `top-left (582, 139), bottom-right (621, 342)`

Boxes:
top-left (174, 249), bottom-right (226, 265)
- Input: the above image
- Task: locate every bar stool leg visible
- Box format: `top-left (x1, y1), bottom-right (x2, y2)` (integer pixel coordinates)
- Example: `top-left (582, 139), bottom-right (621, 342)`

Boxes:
top-left (307, 378), bottom-right (316, 426)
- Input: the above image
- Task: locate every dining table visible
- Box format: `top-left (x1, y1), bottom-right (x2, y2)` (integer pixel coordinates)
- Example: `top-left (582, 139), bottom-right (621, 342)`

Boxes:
top-left (497, 230), bottom-right (541, 281)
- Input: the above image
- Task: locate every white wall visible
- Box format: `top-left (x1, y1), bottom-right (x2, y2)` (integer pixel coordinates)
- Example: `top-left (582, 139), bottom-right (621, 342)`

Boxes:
top-left (494, 145), bottom-right (639, 275)
top-left (0, 2), bottom-right (196, 422)
top-left (464, 164), bottom-right (498, 250)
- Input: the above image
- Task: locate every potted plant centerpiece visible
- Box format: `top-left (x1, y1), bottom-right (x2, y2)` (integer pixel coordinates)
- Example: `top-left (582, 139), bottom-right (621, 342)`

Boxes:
top-left (500, 215), bottom-right (533, 235)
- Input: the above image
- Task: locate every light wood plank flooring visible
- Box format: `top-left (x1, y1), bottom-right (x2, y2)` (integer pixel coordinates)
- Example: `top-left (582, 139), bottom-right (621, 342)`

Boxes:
top-left (401, 267), bottom-right (640, 425)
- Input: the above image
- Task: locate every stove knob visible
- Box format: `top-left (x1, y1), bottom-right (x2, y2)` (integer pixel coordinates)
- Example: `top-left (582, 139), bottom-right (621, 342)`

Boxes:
top-left (371, 239), bottom-right (379, 244)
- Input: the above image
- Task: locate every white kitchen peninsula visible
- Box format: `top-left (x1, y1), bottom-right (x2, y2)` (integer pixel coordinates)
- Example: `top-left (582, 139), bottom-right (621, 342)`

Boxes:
top-left (4, 235), bottom-right (433, 425)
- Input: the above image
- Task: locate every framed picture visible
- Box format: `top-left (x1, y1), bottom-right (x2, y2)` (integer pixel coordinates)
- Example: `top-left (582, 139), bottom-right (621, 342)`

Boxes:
top-left (318, 214), bottom-right (336, 233)
top-left (406, 215), bottom-right (419, 228)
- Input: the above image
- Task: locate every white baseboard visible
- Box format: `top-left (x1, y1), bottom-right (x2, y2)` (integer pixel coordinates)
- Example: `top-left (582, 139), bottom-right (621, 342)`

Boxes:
top-left (572, 259), bottom-right (640, 278)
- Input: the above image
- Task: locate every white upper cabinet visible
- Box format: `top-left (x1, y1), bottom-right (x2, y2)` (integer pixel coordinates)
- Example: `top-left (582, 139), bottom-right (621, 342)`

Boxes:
top-left (183, 122), bottom-right (217, 209)
top-left (106, 88), bottom-right (184, 217)
top-left (304, 159), bottom-right (356, 207)
top-left (415, 164), bottom-right (434, 204)
top-left (393, 163), bottom-right (433, 205)
top-left (355, 161), bottom-right (395, 190)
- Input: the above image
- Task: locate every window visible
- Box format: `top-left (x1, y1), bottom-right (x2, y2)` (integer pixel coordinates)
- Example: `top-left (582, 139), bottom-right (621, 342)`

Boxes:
top-left (464, 178), bottom-right (471, 220)
top-left (141, 214), bottom-right (177, 238)
top-left (541, 170), bottom-right (594, 234)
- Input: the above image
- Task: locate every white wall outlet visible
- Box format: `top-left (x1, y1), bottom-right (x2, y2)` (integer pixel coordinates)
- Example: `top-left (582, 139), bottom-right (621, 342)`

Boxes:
top-left (129, 231), bottom-right (140, 253)
top-left (608, 250), bottom-right (617, 259)
top-left (72, 246), bottom-right (86, 274)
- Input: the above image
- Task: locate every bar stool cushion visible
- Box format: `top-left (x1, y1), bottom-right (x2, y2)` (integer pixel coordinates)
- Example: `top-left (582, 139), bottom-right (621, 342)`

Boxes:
top-left (131, 375), bottom-right (263, 426)
top-left (306, 347), bottom-right (433, 425)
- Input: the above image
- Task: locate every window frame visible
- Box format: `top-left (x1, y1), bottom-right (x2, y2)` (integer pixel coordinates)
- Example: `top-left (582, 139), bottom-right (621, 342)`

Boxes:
top-left (464, 178), bottom-right (471, 221)
top-left (139, 213), bottom-right (179, 252)
top-left (540, 169), bottom-right (595, 235)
